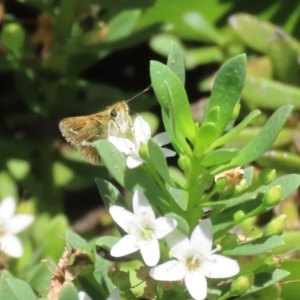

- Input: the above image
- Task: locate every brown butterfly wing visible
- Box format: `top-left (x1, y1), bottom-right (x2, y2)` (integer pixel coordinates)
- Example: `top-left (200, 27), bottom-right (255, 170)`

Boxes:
top-left (59, 116), bottom-right (108, 165)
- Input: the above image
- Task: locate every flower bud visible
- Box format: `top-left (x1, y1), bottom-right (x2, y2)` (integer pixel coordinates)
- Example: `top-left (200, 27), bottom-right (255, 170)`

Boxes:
top-left (68, 248), bottom-right (95, 276)
top-left (263, 256), bottom-right (281, 271)
top-left (1, 23), bottom-right (25, 51)
top-left (262, 185), bottom-right (282, 207)
top-left (220, 233), bottom-right (237, 250)
top-left (233, 210), bottom-right (245, 222)
top-left (109, 268), bottom-right (131, 290)
top-left (231, 273), bottom-right (254, 295)
top-left (231, 103), bottom-right (241, 121)
top-left (234, 179), bottom-right (246, 194)
top-left (264, 214), bottom-right (286, 236)
top-left (259, 169), bottom-right (276, 184)
top-left (178, 154), bottom-right (191, 172)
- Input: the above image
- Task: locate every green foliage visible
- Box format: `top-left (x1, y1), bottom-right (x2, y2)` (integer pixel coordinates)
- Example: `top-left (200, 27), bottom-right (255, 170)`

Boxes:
top-left (1, 1), bottom-right (300, 299)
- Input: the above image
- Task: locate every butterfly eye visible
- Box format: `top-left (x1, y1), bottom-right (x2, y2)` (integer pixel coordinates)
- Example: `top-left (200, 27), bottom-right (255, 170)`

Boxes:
top-left (110, 109), bottom-right (118, 118)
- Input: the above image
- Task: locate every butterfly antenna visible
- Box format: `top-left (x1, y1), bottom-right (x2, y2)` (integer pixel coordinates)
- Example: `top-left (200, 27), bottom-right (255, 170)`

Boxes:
top-left (126, 85), bottom-right (152, 103)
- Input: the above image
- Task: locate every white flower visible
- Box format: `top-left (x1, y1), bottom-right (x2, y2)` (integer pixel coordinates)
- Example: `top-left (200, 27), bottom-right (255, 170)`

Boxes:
top-left (107, 288), bottom-right (120, 300)
top-left (78, 291), bottom-right (92, 300)
top-left (109, 190), bottom-right (177, 267)
top-left (109, 116), bottom-right (176, 169)
top-left (0, 196), bottom-right (34, 258)
top-left (149, 219), bottom-right (240, 300)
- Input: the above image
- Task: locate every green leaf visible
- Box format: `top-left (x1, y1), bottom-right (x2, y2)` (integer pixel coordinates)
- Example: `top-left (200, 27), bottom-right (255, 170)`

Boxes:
top-left (147, 139), bottom-right (171, 184)
top-left (106, 10), bottom-right (141, 42)
top-left (209, 109), bottom-right (261, 150)
top-left (202, 148), bottom-right (239, 167)
top-left (0, 276), bottom-right (35, 300)
top-left (230, 105), bottom-right (293, 167)
top-left (257, 150), bottom-right (300, 173)
top-left (203, 54), bottom-right (247, 137)
top-left (222, 235), bottom-right (284, 256)
top-left (166, 185), bottom-right (188, 210)
top-left (167, 42), bottom-right (185, 84)
top-left (165, 212), bottom-right (189, 236)
top-left (150, 61), bottom-right (195, 142)
top-left (95, 179), bottom-right (126, 208)
top-left (58, 283), bottom-right (78, 300)
top-left (195, 122), bottom-right (218, 153)
top-left (65, 231), bottom-right (91, 250)
top-left (243, 76), bottom-right (300, 109)
top-left (42, 215), bottom-right (69, 259)
top-left (229, 13), bottom-right (300, 53)
top-left (268, 29), bottom-right (300, 85)
top-left (182, 11), bottom-right (222, 44)
top-left (94, 140), bottom-right (181, 214)
top-left (238, 269), bottom-right (290, 299)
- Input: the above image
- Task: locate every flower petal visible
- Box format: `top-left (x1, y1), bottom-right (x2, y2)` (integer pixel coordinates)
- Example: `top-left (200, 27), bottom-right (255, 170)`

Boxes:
top-left (0, 197), bottom-right (16, 223)
top-left (0, 234), bottom-right (23, 258)
top-left (190, 219), bottom-right (212, 255)
top-left (133, 116), bottom-right (151, 143)
top-left (109, 206), bottom-right (139, 234)
top-left (185, 271), bottom-right (207, 300)
top-left (108, 136), bottom-right (136, 155)
top-left (6, 215), bottom-right (34, 234)
top-left (110, 234), bottom-right (140, 257)
top-left (127, 155), bottom-right (143, 169)
top-left (154, 217), bottom-right (177, 239)
top-left (150, 260), bottom-right (185, 281)
top-left (140, 239), bottom-right (159, 267)
top-left (161, 148), bottom-right (176, 157)
top-left (153, 132), bottom-right (170, 146)
top-left (132, 191), bottom-right (155, 221)
top-left (107, 288), bottom-right (120, 300)
top-left (78, 291), bottom-right (92, 300)
top-left (200, 254), bottom-right (240, 278)
top-left (166, 229), bottom-right (190, 261)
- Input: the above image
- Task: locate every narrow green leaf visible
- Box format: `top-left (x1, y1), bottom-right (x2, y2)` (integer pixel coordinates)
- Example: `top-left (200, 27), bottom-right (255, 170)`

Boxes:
top-left (58, 283), bottom-right (78, 300)
top-left (95, 140), bottom-right (179, 213)
top-left (222, 235), bottom-right (284, 256)
top-left (0, 277), bottom-right (35, 300)
top-left (65, 231), bottom-right (90, 250)
top-left (195, 122), bottom-right (218, 153)
top-left (95, 179), bottom-right (126, 208)
top-left (238, 269), bottom-right (290, 298)
top-left (203, 54), bottom-right (247, 136)
top-left (268, 29), bottom-right (300, 85)
top-left (209, 109), bottom-right (261, 150)
top-left (202, 149), bottom-right (239, 167)
top-left (150, 61), bottom-right (195, 142)
top-left (106, 10), bottom-right (141, 42)
top-left (167, 185), bottom-right (188, 211)
top-left (257, 150), bottom-right (300, 173)
top-left (229, 13), bottom-right (300, 53)
top-left (230, 105), bottom-right (293, 166)
top-left (167, 42), bottom-right (185, 84)
top-left (243, 76), bottom-right (300, 109)
top-left (182, 11), bottom-right (222, 44)
top-left (148, 139), bottom-right (171, 184)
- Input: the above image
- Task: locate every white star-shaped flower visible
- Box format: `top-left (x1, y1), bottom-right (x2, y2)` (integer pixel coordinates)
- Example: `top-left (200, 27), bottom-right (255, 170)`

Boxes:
top-left (109, 190), bottom-right (177, 267)
top-left (149, 219), bottom-right (240, 300)
top-left (0, 196), bottom-right (34, 258)
top-left (109, 116), bottom-right (176, 169)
